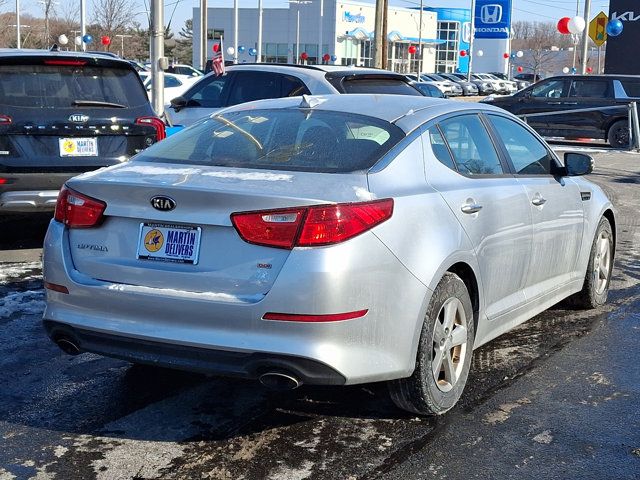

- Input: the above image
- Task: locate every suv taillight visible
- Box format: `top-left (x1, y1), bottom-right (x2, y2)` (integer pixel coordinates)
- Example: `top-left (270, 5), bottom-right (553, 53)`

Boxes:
top-left (136, 116), bottom-right (166, 141)
top-left (54, 185), bottom-right (106, 228)
top-left (0, 115), bottom-right (11, 125)
top-left (231, 199), bottom-right (393, 250)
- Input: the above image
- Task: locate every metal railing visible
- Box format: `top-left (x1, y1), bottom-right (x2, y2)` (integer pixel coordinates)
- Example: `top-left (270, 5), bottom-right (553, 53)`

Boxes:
top-left (518, 102), bottom-right (640, 151)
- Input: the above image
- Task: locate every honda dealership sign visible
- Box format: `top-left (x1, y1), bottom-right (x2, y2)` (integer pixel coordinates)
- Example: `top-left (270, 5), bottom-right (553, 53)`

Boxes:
top-left (605, 0), bottom-right (639, 73)
top-left (474, 0), bottom-right (512, 39)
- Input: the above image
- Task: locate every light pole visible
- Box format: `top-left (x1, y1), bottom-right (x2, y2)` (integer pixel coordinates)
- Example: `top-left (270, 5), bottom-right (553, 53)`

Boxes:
top-left (70, 29), bottom-right (81, 51)
top-left (115, 34), bottom-right (133, 58)
top-left (417, 0), bottom-right (423, 74)
top-left (580, 0), bottom-right (591, 74)
top-left (15, 0), bottom-right (21, 48)
top-left (467, 0), bottom-right (476, 81)
top-left (233, 0), bottom-right (238, 63)
top-left (200, 0), bottom-right (207, 70)
top-left (289, 0), bottom-right (311, 64)
top-left (80, 0), bottom-right (86, 51)
top-left (318, 0), bottom-right (323, 64)
top-left (257, 0), bottom-right (263, 62)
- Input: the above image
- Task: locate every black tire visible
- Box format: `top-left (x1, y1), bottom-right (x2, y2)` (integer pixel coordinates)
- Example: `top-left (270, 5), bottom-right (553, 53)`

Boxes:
top-left (388, 272), bottom-right (475, 415)
top-left (567, 217), bottom-right (614, 309)
top-left (607, 120), bottom-right (630, 149)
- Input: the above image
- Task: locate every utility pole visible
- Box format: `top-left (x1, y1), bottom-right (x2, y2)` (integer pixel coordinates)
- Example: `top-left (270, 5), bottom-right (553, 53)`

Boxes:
top-left (374, 0), bottom-right (384, 68)
top-left (580, 0), bottom-right (591, 74)
top-left (200, 0), bottom-right (207, 70)
top-left (80, 0), bottom-right (86, 51)
top-left (467, 0), bottom-right (476, 81)
top-left (15, 0), bottom-right (21, 48)
top-left (318, 0), bottom-right (323, 64)
top-left (417, 0), bottom-right (423, 74)
top-left (257, 0), bottom-right (263, 62)
top-left (115, 34), bottom-right (133, 58)
top-left (150, 0), bottom-right (165, 116)
top-left (233, 0), bottom-right (238, 63)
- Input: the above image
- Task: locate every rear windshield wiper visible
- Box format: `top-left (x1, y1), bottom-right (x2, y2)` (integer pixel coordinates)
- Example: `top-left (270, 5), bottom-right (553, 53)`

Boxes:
top-left (71, 100), bottom-right (127, 108)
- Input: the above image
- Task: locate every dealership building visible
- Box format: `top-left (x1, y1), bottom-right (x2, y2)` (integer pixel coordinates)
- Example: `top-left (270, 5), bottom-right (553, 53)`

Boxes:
top-left (192, 0), bottom-right (512, 74)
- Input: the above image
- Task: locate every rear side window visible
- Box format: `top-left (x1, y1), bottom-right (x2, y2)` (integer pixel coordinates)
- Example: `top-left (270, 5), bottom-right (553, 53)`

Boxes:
top-left (165, 76), bottom-right (182, 88)
top-left (281, 75), bottom-right (310, 97)
top-left (227, 71), bottom-right (283, 106)
top-left (135, 109), bottom-right (405, 173)
top-left (620, 79), bottom-right (640, 97)
top-left (0, 63), bottom-right (148, 108)
top-left (568, 80), bottom-right (611, 98)
top-left (339, 78), bottom-right (423, 96)
top-left (184, 74), bottom-right (229, 108)
top-left (438, 115), bottom-right (504, 175)
top-left (488, 115), bottom-right (556, 175)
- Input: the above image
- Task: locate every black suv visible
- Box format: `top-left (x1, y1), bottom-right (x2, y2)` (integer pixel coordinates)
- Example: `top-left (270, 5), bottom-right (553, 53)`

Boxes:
top-left (0, 50), bottom-right (164, 214)
top-left (483, 74), bottom-right (640, 147)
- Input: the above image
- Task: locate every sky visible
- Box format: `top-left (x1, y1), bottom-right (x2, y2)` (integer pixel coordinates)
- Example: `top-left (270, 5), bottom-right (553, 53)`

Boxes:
top-left (9, 0), bottom-right (612, 36)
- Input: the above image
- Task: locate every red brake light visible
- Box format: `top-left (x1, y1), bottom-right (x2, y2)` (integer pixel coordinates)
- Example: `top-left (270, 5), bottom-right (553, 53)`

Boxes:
top-left (136, 116), bottom-right (167, 141)
top-left (0, 114), bottom-right (11, 125)
top-left (54, 185), bottom-right (106, 228)
top-left (44, 60), bottom-right (87, 66)
top-left (0, 178), bottom-right (7, 185)
top-left (231, 199), bottom-right (393, 249)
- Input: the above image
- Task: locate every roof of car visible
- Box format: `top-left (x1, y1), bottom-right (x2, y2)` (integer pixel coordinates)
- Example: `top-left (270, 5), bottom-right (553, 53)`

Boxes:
top-left (0, 48), bottom-right (134, 68)
top-left (218, 94), bottom-right (505, 133)
top-left (547, 74), bottom-right (640, 79)
top-left (226, 63), bottom-right (406, 77)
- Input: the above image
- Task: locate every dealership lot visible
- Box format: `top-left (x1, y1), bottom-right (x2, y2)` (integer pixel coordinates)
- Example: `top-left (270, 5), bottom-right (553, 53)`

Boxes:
top-left (1, 149), bottom-right (639, 480)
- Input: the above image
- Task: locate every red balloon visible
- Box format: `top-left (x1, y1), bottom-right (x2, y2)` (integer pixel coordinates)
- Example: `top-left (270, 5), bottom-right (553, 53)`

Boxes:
top-left (503, 53), bottom-right (509, 59)
top-left (300, 52), bottom-right (308, 60)
top-left (323, 53), bottom-right (330, 61)
top-left (212, 43), bottom-right (219, 53)
top-left (460, 50), bottom-right (467, 57)
top-left (101, 36), bottom-right (110, 46)
top-left (587, 66), bottom-right (593, 73)
top-left (408, 45), bottom-right (417, 54)
top-left (517, 66), bottom-right (523, 72)
top-left (557, 17), bottom-right (571, 34)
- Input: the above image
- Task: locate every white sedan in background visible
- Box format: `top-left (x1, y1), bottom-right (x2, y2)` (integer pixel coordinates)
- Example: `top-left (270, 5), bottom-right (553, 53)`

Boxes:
top-left (139, 72), bottom-right (200, 104)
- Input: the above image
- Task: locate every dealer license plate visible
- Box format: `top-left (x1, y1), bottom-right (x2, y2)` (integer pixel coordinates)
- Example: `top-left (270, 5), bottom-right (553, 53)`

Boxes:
top-left (136, 223), bottom-right (201, 264)
top-left (59, 137), bottom-right (98, 157)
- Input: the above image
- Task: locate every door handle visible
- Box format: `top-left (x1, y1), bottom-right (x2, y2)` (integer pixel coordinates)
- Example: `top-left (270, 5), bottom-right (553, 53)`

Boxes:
top-left (531, 196), bottom-right (547, 206)
top-left (461, 203), bottom-right (483, 214)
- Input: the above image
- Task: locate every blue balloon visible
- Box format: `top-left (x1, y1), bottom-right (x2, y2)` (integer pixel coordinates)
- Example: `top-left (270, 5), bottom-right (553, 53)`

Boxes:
top-left (330, 55), bottom-right (337, 61)
top-left (511, 53), bottom-right (516, 58)
top-left (606, 19), bottom-right (623, 37)
top-left (238, 45), bottom-right (246, 53)
top-left (571, 67), bottom-right (577, 74)
top-left (248, 48), bottom-right (257, 57)
top-left (82, 34), bottom-right (93, 44)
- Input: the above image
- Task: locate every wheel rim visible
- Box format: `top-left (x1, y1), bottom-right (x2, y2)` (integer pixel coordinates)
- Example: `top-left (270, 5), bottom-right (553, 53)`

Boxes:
top-left (431, 297), bottom-right (468, 393)
top-left (593, 232), bottom-right (612, 295)
top-left (613, 126), bottom-right (629, 146)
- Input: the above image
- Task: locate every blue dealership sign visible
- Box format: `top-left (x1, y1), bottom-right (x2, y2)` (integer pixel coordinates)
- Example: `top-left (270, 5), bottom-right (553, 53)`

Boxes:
top-left (474, 0), bottom-right (512, 39)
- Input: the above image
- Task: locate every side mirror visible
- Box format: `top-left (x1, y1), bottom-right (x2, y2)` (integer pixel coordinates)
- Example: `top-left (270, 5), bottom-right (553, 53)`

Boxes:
top-left (564, 152), bottom-right (594, 176)
top-left (170, 96), bottom-right (187, 111)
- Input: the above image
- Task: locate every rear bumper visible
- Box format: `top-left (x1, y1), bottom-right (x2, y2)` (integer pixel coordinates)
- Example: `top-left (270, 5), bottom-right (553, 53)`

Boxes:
top-left (0, 189), bottom-right (59, 212)
top-left (43, 320), bottom-right (346, 385)
top-left (43, 220), bottom-right (432, 385)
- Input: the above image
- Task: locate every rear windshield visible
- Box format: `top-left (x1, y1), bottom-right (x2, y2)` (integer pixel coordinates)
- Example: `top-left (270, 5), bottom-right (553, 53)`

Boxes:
top-left (339, 78), bottom-right (423, 96)
top-left (135, 108), bottom-right (405, 173)
top-left (0, 63), bottom-right (148, 108)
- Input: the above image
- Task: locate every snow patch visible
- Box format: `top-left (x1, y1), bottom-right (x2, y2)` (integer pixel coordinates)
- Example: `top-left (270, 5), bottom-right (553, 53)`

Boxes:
top-left (0, 262), bottom-right (42, 283)
top-left (352, 186), bottom-right (376, 201)
top-left (115, 165), bottom-right (202, 176)
top-left (202, 171), bottom-right (294, 182)
top-left (0, 290), bottom-right (45, 318)
top-left (106, 283), bottom-right (263, 303)
top-left (267, 460), bottom-right (314, 480)
top-left (532, 430), bottom-right (553, 444)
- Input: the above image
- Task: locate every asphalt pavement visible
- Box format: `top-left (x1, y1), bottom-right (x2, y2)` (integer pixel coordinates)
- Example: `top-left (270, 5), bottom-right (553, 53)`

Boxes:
top-left (0, 150), bottom-right (639, 480)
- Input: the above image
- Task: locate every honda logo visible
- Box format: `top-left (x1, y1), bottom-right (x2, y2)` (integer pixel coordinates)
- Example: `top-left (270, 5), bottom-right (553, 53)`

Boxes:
top-left (150, 196), bottom-right (176, 211)
top-left (68, 113), bottom-right (89, 123)
top-left (480, 4), bottom-right (503, 24)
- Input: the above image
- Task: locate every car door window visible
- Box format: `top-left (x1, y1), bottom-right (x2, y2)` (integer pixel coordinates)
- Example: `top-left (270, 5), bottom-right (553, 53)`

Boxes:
top-left (281, 75), bottom-right (311, 97)
top-left (165, 76), bottom-right (181, 88)
top-left (184, 74), bottom-right (230, 108)
top-left (227, 71), bottom-right (282, 106)
top-left (568, 80), bottom-right (611, 98)
top-left (439, 115), bottom-right (504, 175)
top-left (531, 79), bottom-right (566, 98)
top-left (427, 125), bottom-right (456, 170)
top-left (488, 115), bottom-right (557, 175)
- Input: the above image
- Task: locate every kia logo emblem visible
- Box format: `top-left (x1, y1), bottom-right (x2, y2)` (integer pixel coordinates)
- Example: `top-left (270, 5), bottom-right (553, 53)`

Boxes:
top-left (150, 196), bottom-right (176, 211)
top-left (480, 4), bottom-right (503, 24)
top-left (68, 113), bottom-right (89, 123)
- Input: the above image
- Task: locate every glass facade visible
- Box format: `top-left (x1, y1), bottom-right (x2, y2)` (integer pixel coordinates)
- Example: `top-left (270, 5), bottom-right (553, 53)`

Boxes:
top-left (435, 21), bottom-right (460, 73)
top-left (263, 43), bottom-right (289, 63)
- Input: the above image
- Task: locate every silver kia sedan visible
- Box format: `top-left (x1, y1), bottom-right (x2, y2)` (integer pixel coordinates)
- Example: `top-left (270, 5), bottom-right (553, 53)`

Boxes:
top-left (43, 94), bottom-right (615, 415)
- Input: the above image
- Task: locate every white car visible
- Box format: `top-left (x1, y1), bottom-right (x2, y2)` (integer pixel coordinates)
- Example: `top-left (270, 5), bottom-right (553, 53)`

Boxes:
top-left (475, 73), bottom-right (515, 95)
top-left (166, 64), bottom-right (203, 77)
top-left (140, 72), bottom-right (200, 104)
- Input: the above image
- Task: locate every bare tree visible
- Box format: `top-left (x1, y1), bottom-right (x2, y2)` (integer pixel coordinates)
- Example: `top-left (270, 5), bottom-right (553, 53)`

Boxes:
top-left (92, 0), bottom-right (137, 39)
top-left (512, 21), bottom-right (573, 77)
top-left (40, 0), bottom-right (58, 47)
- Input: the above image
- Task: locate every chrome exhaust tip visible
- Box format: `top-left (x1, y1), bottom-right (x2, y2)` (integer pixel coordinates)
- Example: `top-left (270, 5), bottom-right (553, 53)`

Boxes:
top-left (55, 337), bottom-right (81, 356)
top-left (258, 371), bottom-right (302, 390)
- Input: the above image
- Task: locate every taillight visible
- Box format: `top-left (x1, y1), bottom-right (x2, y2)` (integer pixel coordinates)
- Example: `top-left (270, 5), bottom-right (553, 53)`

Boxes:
top-left (136, 116), bottom-right (166, 141)
top-left (231, 199), bottom-right (393, 249)
top-left (44, 59), bottom-right (87, 66)
top-left (0, 114), bottom-right (11, 125)
top-left (54, 185), bottom-right (106, 228)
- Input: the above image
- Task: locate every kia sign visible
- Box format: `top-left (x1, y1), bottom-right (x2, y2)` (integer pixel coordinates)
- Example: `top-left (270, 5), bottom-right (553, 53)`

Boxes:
top-left (474, 0), bottom-right (512, 39)
top-left (605, 0), bottom-right (639, 73)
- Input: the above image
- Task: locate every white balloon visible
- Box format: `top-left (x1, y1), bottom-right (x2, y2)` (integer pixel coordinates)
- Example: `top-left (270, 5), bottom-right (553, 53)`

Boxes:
top-left (562, 66), bottom-right (570, 74)
top-left (516, 50), bottom-right (523, 58)
top-left (58, 34), bottom-right (68, 45)
top-left (226, 46), bottom-right (235, 55)
top-left (476, 49), bottom-right (484, 57)
top-left (568, 16), bottom-right (586, 34)
top-left (74, 36), bottom-right (83, 46)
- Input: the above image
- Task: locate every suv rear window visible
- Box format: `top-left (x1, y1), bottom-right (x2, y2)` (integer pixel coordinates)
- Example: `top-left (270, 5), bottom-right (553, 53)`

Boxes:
top-left (135, 109), bottom-right (405, 173)
top-left (338, 78), bottom-right (423, 96)
top-left (0, 63), bottom-right (148, 108)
